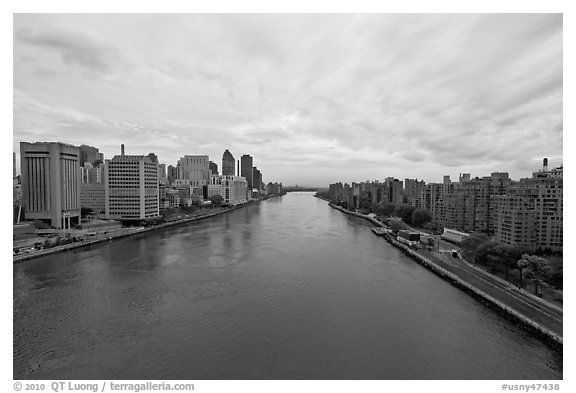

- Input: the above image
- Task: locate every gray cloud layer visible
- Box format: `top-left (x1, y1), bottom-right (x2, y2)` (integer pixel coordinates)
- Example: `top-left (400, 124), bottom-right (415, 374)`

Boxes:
top-left (13, 14), bottom-right (562, 185)
top-left (15, 27), bottom-right (125, 75)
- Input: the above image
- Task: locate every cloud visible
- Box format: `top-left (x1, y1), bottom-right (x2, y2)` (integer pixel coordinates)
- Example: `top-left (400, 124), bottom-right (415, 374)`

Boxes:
top-left (13, 14), bottom-right (563, 185)
top-left (15, 28), bottom-right (125, 74)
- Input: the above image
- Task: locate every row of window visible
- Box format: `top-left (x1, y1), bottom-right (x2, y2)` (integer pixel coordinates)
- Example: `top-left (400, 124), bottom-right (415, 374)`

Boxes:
top-left (108, 185), bottom-right (158, 189)
top-left (108, 178), bottom-right (158, 182)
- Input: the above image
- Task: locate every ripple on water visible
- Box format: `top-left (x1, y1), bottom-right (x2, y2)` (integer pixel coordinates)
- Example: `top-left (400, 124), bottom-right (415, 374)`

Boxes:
top-left (13, 193), bottom-right (562, 380)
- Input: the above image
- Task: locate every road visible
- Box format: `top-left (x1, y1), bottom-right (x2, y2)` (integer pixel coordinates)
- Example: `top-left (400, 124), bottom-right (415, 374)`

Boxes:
top-left (418, 246), bottom-right (563, 340)
top-left (13, 227), bottom-right (145, 262)
top-left (328, 205), bottom-right (563, 344)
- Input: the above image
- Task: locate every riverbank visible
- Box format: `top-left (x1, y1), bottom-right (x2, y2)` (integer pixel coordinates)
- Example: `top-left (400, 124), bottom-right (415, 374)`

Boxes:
top-left (325, 199), bottom-right (563, 348)
top-left (15, 191), bottom-right (561, 380)
top-left (13, 197), bottom-right (279, 263)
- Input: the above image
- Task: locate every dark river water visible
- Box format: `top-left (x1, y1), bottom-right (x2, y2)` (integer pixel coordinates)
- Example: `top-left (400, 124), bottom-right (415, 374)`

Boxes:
top-left (13, 192), bottom-right (562, 380)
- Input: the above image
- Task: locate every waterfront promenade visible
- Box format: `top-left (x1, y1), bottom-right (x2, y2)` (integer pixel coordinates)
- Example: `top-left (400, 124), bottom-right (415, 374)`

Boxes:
top-left (13, 199), bottom-right (261, 263)
top-left (325, 200), bottom-right (563, 347)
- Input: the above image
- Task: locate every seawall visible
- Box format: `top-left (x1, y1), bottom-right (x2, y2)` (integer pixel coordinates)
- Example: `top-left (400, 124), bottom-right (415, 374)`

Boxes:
top-left (13, 198), bottom-right (271, 263)
top-left (325, 200), bottom-right (563, 347)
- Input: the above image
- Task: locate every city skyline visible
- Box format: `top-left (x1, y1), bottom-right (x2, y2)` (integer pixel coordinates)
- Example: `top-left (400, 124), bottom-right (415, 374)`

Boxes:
top-left (13, 14), bottom-right (563, 185)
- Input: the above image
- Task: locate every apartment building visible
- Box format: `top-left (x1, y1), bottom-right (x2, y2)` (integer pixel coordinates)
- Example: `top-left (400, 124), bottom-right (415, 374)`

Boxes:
top-left (105, 155), bottom-right (159, 220)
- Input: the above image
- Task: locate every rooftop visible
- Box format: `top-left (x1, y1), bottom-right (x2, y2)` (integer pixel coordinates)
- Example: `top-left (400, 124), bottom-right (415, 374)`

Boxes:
top-left (110, 155), bottom-right (151, 163)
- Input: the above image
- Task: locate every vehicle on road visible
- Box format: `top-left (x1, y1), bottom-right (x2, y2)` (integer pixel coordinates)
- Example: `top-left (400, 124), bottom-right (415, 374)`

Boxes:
top-left (397, 230), bottom-right (420, 248)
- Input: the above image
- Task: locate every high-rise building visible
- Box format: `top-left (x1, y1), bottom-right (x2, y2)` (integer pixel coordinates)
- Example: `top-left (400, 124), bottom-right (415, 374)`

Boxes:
top-left (494, 160), bottom-right (562, 252)
top-left (329, 182), bottom-right (344, 204)
top-left (222, 150), bottom-right (235, 176)
top-left (209, 161), bottom-right (219, 176)
top-left (241, 154), bottom-right (254, 190)
top-left (459, 173), bottom-right (471, 183)
top-left (368, 181), bottom-right (384, 204)
top-left (207, 175), bottom-right (248, 205)
top-left (79, 145), bottom-right (105, 215)
top-left (156, 163), bottom-right (167, 185)
top-left (223, 175), bottom-right (248, 204)
top-left (81, 162), bottom-right (105, 184)
top-left (175, 155), bottom-right (210, 201)
top-left (79, 145), bottom-right (104, 166)
top-left (383, 177), bottom-right (403, 205)
top-left (493, 188), bottom-right (536, 251)
top-left (423, 183), bottom-right (444, 218)
top-left (437, 172), bottom-right (511, 234)
top-left (80, 162), bottom-right (105, 216)
top-left (80, 183), bottom-right (106, 215)
top-left (146, 152), bottom-right (159, 164)
top-left (252, 167), bottom-right (262, 192)
top-left (20, 142), bottom-right (81, 228)
top-left (347, 182), bottom-right (361, 209)
top-left (105, 155), bottom-right (159, 220)
top-left (266, 182), bottom-right (283, 195)
top-left (405, 179), bottom-right (426, 208)
top-left (175, 155), bottom-right (210, 187)
top-left (167, 165), bottom-right (178, 185)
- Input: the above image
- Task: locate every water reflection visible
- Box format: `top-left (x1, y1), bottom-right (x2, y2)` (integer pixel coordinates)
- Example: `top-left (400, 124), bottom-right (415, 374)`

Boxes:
top-left (14, 193), bottom-right (562, 380)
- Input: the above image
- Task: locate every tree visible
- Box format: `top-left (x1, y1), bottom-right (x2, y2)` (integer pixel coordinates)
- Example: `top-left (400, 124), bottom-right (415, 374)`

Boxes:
top-left (161, 207), bottom-right (177, 219)
top-left (423, 220), bottom-right (443, 234)
top-left (358, 195), bottom-right (372, 210)
top-left (372, 202), bottom-right (395, 217)
top-left (517, 257), bottom-right (529, 289)
top-left (390, 219), bottom-right (409, 234)
top-left (209, 194), bottom-right (224, 207)
top-left (394, 204), bottom-right (416, 225)
top-left (545, 258), bottom-right (563, 290)
top-left (495, 244), bottom-right (528, 281)
top-left (411, 208), bottom-right (433, 227)
top-left (459, 233), bottom-right (490, 262)
top-left (475, 240), bottom-right (500, 273)
top-left (517, 254), bottom-right (548, 296)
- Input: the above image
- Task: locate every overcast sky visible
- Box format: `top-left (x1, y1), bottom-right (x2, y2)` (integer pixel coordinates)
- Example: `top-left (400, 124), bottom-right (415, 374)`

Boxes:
top-left (13, 14), bottom-right (563, 186)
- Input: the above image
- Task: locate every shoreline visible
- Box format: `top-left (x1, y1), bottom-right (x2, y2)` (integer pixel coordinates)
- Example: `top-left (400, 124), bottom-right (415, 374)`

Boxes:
top-left (13, 196), bottom-right (281, 263)
top-left (322, 197), bottom-right (563, 348)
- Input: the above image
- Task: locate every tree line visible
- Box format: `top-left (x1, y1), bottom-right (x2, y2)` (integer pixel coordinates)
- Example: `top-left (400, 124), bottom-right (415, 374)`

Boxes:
top-left (460, 233), bottom-right (561, 297)
top-left (317, 190), bottom-right (562, 301)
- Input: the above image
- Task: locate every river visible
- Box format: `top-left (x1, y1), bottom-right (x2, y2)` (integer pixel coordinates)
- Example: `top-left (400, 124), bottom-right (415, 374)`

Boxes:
top-left (13, 192), bottom-right (562, 379)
